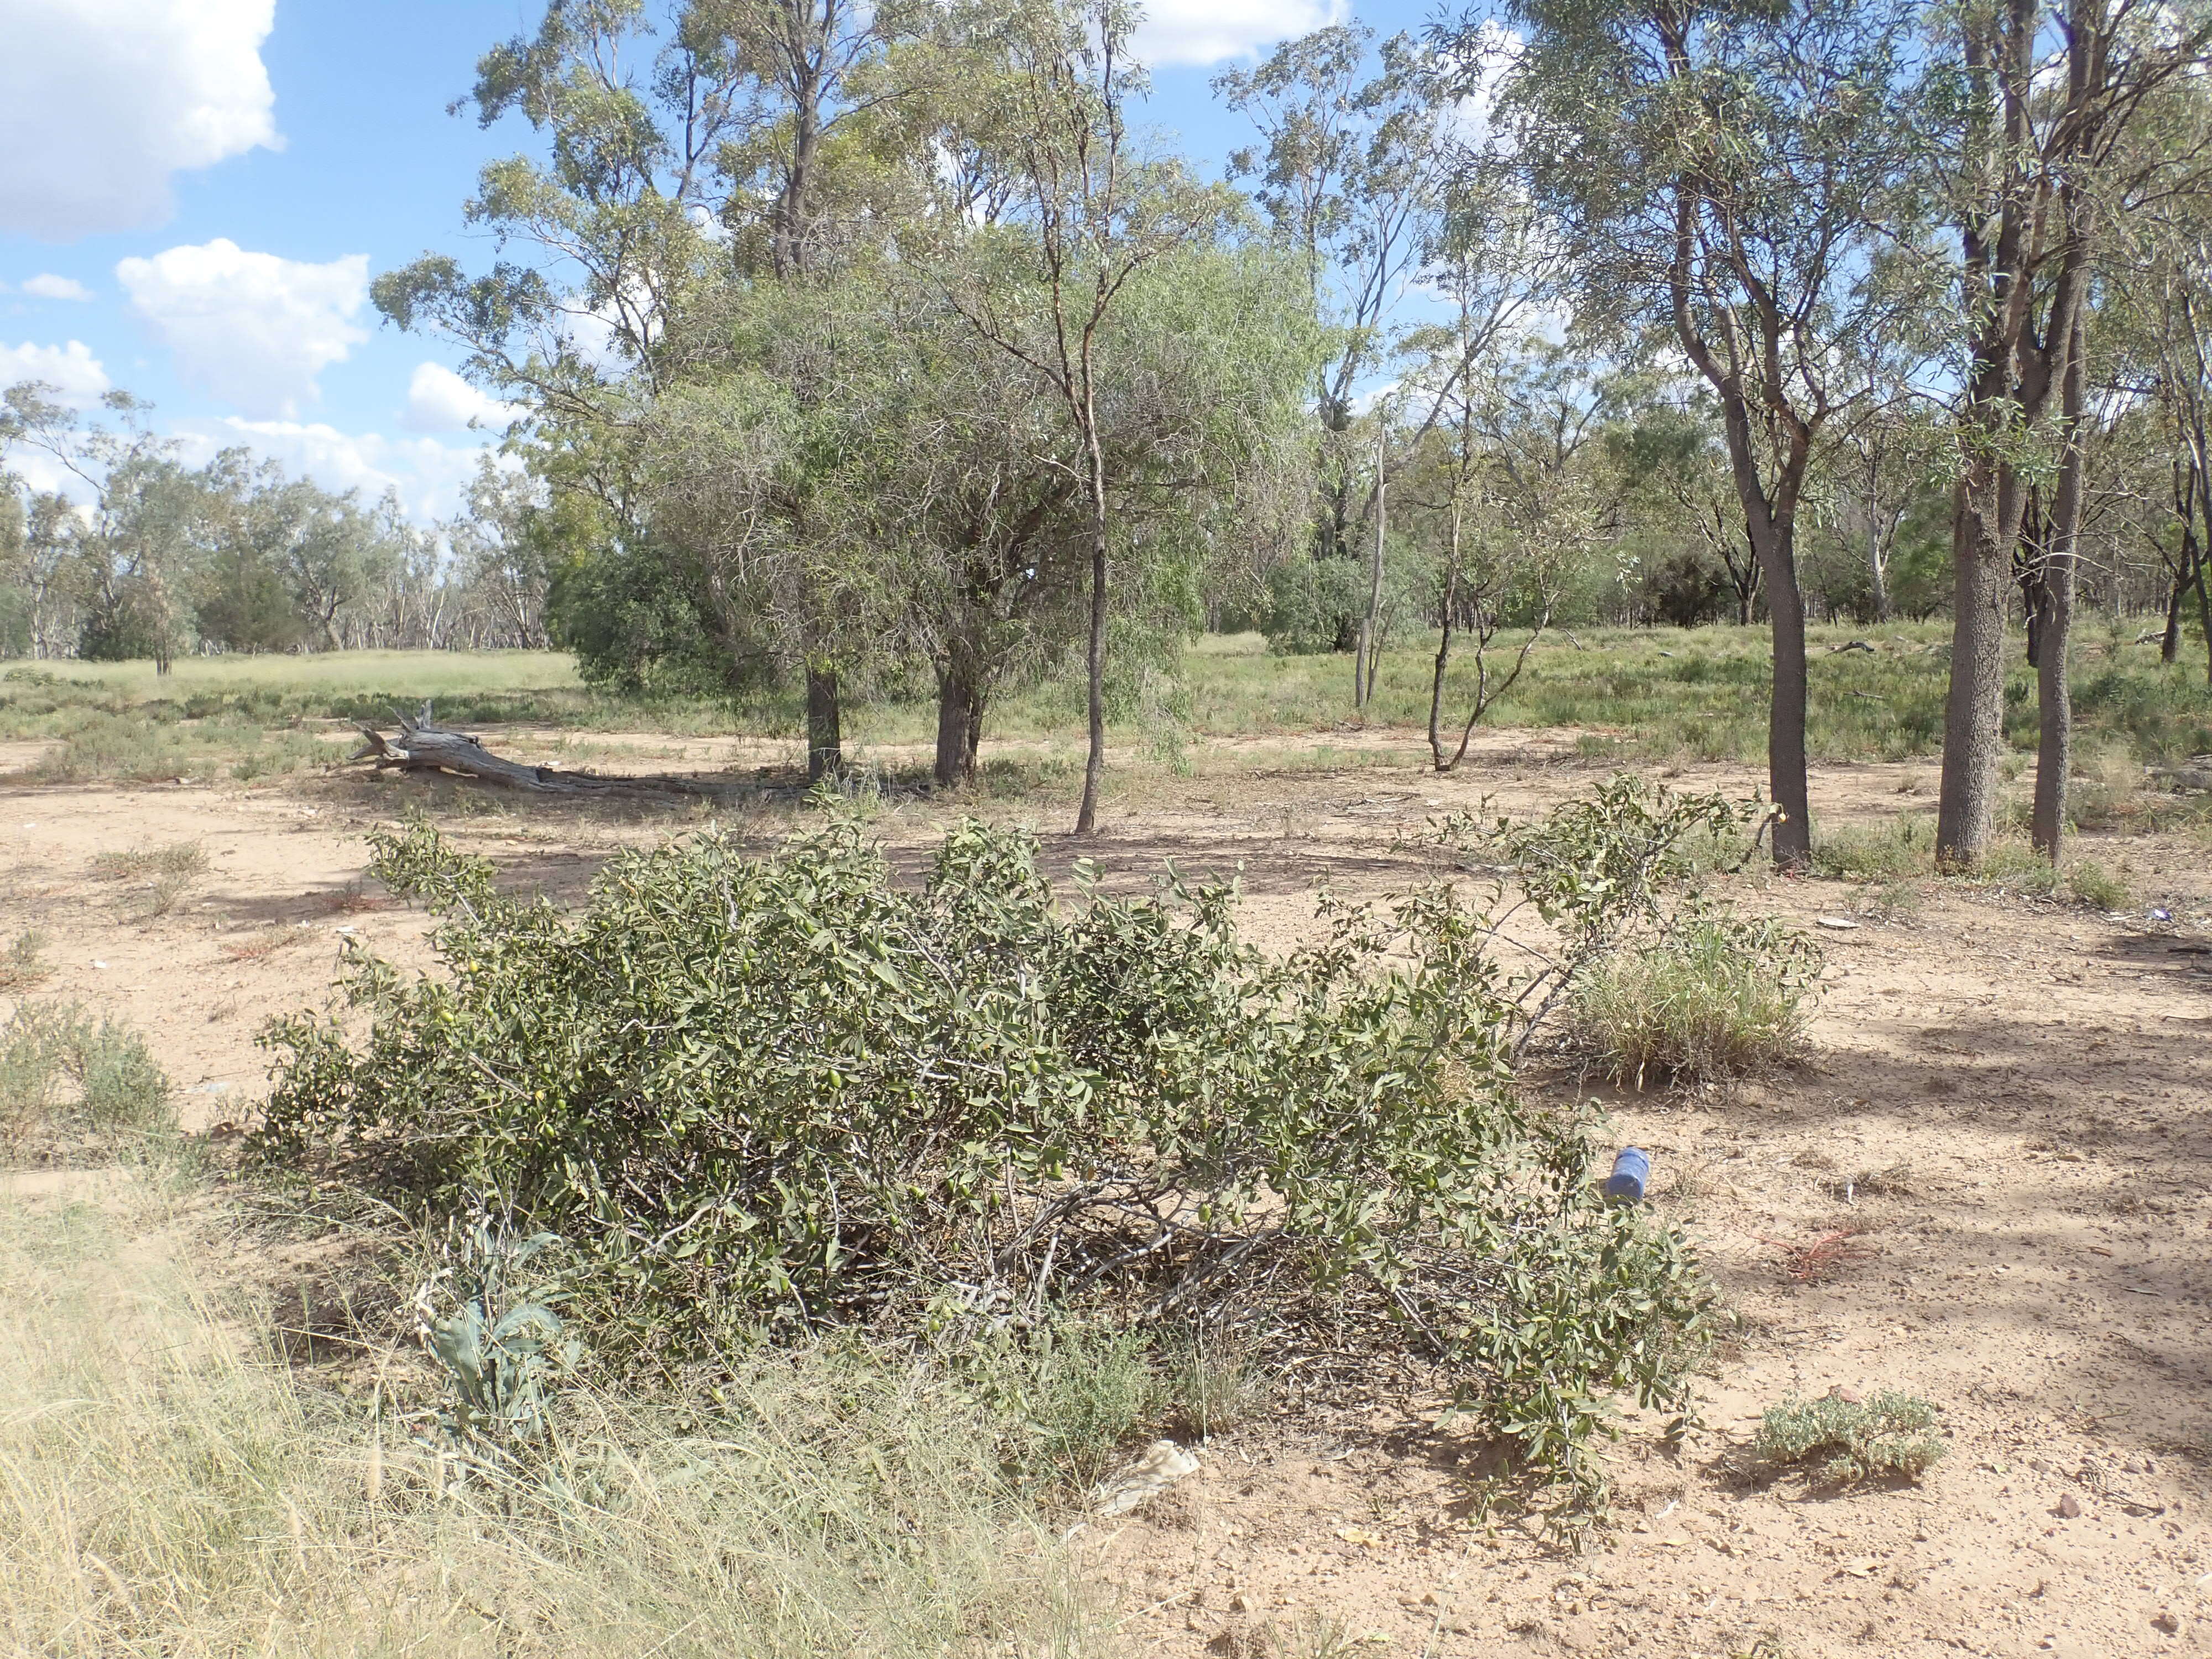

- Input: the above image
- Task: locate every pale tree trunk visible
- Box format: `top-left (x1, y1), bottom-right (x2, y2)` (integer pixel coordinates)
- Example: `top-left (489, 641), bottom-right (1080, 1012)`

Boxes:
top-left (1075, 400), bottom-right (1109, 837)
top-left (1867, 480), bottom-right (1893, 623)
top-left (1355, 431), bottom-right (1385, 707)
top-left (1427, 499), bottom-right (1460, 769)
top-left (2032, 312), bottom-right (2086, 858)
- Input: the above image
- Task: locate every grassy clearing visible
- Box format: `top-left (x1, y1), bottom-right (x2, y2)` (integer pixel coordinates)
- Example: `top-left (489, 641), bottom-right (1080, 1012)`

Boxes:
top-left (0, 1178), bottom-right (1099, 1659)
top-left (9, 619), bottom-right (2210, 789)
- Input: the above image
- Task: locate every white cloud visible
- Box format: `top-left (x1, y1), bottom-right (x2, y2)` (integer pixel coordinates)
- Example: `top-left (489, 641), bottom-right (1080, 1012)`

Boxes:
top-left (1440, 20), bottom-right (1524, 155)
top-left (0, 339), bottom-right (111, 406)
top-left (20, 273), bottom-right (93, 301)
top-left (117, 239), bottom-right (368, 418)
top-left (0, 0), bottom-right (279, 240)
top-left (1132, 0), bottom-right (1338, 68)
top-left (174, 416), bottom-right (509, 523)
top-left (404, 362), bottom-right (518, 434)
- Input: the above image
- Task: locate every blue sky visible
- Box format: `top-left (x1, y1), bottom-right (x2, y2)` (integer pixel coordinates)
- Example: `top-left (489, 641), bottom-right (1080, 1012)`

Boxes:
top-left (1, 0), bottom-right (1440, 521)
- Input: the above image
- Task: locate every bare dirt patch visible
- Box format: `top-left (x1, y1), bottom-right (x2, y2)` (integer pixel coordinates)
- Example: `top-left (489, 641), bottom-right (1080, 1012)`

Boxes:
top-left (4, 729), bottom-right (2209, 1658)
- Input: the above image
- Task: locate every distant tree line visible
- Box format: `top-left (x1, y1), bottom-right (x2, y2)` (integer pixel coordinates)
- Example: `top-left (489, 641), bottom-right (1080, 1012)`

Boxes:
top-left (0, 386), bottom-right (551, 664)
top-left (8, 0), bottom-right (2212, 866)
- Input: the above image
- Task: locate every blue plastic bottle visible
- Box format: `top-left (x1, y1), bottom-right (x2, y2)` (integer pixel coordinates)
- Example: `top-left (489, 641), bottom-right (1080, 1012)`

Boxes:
top-left (1604, 1146), bottom-right (1650, 1204)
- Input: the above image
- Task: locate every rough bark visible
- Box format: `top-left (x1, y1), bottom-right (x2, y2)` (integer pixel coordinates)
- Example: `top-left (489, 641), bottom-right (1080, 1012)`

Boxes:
top-left (2032, 313), bottom-right (2086, 858)
top-left (1749, 509), bottom-right (1814, 870)
top-left (1939, 472), bottom-right (2018, 866)
top-left (806, 663), bottom-right (842, 784)
top-left (933, 662), bottom-right (988, 788)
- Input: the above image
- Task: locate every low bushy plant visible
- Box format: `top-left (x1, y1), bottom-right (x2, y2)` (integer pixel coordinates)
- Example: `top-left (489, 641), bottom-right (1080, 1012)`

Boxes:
top-left (1753, 1390), bottom-right (1947, 1484)
top-left (1570, 910), bottom-right (1823, 1086)
top-left (0, 1001), bottom-right (174, 1151)
top-left (2063, 857), bottom-right (2130, 912)
top-left (256, 805), bottom-right (1717, 1514)
top-left (0, 930), bottom-right (49, 992)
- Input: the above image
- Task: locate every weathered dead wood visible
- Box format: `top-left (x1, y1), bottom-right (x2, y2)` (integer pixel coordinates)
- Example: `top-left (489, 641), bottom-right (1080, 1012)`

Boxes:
top-left (347, 702), bottom-right (763, 802)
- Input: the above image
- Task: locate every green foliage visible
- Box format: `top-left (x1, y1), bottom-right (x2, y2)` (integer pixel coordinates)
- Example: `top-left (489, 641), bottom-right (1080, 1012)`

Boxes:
top-left (0, 1001), bottom-right (173, 1150)
top-left (1570, 910), bottom-right (1823, 1087)
top-left (1814, 814), bottom-right (1934, 880)
top-left (257, 803), bottom-right (1715, 1515)
top-left (1260, 554), bottom-right (1370, 655)
top-left (1754, 1390), bottom-right (1947, 1484)
top-left (413, 1220), bottom-right (582, 1465)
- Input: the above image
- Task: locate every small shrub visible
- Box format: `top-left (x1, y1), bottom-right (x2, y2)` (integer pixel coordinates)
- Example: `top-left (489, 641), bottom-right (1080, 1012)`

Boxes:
top-left (1754, 1390), bottom-right (1947, 1484)
top-left (1864, 878), bottom-right (1923, 922)
top-left (2064, 858), bottom-right (2130, 911)
top-left (1162, 1329), bottom-right (1269, 1440)
top-left (0, 1001), bottom-right (174, 1150)
top-left (1977, 839), bottom-right (2060, 898)
top-left (1569, 910), bottom-right (1822, 1086)
top-left (0, 930), bottom-right (49, 991)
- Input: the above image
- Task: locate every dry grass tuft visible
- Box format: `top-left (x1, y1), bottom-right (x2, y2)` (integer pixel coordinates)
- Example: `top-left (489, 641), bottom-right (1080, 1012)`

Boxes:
top-left (0, 1176), bottom-right (1101, 1659)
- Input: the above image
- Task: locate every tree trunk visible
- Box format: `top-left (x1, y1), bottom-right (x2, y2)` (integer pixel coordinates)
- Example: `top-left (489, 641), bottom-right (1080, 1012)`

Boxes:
top-left (1428, 501), bottom-right (1460, 772)
top-left (2032, 315), bottom-right (2086, 859)
top-left (1075, 418), bottom-right (1109, 837)
top-left (1937, 470), bottom-right (2018, 868)
top-left (1869, 502), bottom-right (1892, 624)
top-left (2198, 474), bottom-right (2212, 691)
top-left (2161, 567), bottom-right (2187, 662)
top-left (933, 661), bottom-right (988, 788)
top-left (1357, 431), bottom-right (1385, 707)
top-left (1754, 513), bottom-right (1813, 870)
top-left (805, 662), bottom-right (842, 783)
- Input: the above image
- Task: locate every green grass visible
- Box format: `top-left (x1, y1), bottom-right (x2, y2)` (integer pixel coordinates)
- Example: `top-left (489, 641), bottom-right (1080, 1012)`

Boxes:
top-left (9, 617), bottom-right (2210, 787)
top-left (1568, 912), bottom-right (1823, 1087)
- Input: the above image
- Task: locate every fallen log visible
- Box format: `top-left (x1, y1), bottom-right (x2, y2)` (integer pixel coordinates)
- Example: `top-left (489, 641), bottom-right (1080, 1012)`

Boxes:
top-left (347, 702), bottom-right (760, 802)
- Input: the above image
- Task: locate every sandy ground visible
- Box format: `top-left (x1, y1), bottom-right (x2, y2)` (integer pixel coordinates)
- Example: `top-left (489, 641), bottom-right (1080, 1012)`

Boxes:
top-left (4, 727), bottom-right (2211, 1659)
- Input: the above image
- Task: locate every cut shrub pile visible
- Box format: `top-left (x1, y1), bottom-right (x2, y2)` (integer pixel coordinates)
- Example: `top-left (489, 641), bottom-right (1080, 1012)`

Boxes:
top-left (257, 797), bottom-right (1725, 1509)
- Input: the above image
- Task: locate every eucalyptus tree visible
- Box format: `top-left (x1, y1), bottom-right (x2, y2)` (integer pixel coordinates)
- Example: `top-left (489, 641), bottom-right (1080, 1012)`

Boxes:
top-left (1402, 165), bottom-right (1591, 768)
top-left (1217, 25), bottom-right (1454, 642)
top-left (933, 0), bottom-right (1242, 832)
top-left (1485, 0), bottom-right (1929, 868)
top-left (375, 0), bottom-right (935, 774)
top-left (447, 458), bottom-right (554, 649)
top-left (0, 383), bottom-right (207, 671)
top-left (1929, 0), bottom-right (2212, 863)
